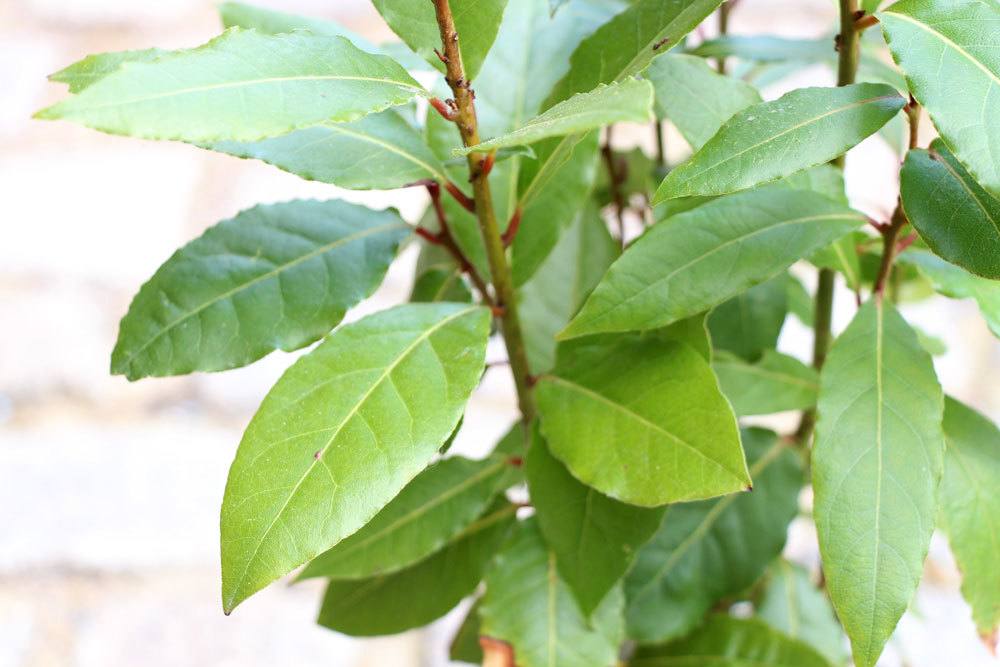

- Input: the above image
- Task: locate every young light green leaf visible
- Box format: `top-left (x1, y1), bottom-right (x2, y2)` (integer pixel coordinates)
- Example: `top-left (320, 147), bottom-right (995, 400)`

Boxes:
top-left (901, 139), bottom-right (1000, 279)
top-left (220, 2), bottom-right (378, 50)
top-left (112, 200), bottom-right (409, 380)
top-left (708, 274), bottom-right (789, 361)
top-left (297, 455), bottom-right (513, 580)
top-left (36, 29), bottom-right (425, 143)
top-left (457, 79), bottom-right (653, 155)
top-left (686, 35), bottom-right (832, 62)
top-left (210, 110), bottom-right (450, 190)
top-left (480, 518), bottom-right (625, 667)
top-left (631, 615), bottom-right (833, 667)
top-left (561, 189), bottom-right (866, 340)
top-left (316, 501), bottom-right (516, 636)
top-left (813, 299), bottom-right (945, 667)
top-left (939, 397), bottom-right (1000, 635)
top-left (713, 350), bottom-right (819, 417)
top-left (518, 202), bottom-right (619, 373)
top-left (646, 53), bottom-right (762, 151)
top-left (758, 560), bottom-right (848, 666)
top-left (900, 249), bottom-right (1000, 338)
top-left (653, 84), bottom-right (905, 201)
top-left (536, 334), bottom-right (748, 507)
top-left (371, 0), bottom-right (508, 80)
top-left (220, 303), bottom-right (490, 613)
top-left (625, 429), bottom-right (803, 642)
top-left (527, 428), bottom-right (665, 616)
top-left (880, 0), bottom-right (1000, 197)
top-left (50, 48), bottom-right (166, 93)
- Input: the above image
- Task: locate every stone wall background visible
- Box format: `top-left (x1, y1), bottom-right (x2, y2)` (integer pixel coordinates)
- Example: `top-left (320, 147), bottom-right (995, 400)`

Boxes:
top-left (0, 0), bottom-right (997, 665)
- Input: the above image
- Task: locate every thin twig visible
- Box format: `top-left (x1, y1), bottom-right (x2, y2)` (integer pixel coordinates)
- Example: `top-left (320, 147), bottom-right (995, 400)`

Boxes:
top-left (601, 125), bottom-right (628, 248)
top-left (423, 182), bottom-right (494, 304)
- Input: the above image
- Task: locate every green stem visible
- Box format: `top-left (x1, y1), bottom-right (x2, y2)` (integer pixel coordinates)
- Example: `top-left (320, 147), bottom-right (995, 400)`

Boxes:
top-left (716, 1), bottom-right (732, 74)
top-left (432, 0), bottom-right (536, 423)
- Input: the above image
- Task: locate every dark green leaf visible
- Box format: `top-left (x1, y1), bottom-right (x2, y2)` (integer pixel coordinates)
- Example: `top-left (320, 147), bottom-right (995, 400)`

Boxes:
top-left (813, 299), bottom-right (945, 667)
top-left (632, 615), bottom-right (832, 667)
top-left (220, 303), bottom-right (490, 612)
top-left (786, 273), bottom-right (816, 326)
top-left (939, 397), bottom-right (1000, 635)
top-left (480, 518), bottom-right (625, 667)
top-left (900, 249), bottom-right (1000, 338)
top-left (653, 84), bottom-right (904, 201)
top-left (625, 429), bottom-right (803, 642)
top-left (713, 350), bottom-right (819, 417)
top-left (708, 274), bottom-right (789, 361)
top-left (537, 333), bottom-right (748, 506)
top-left (901, 138), bottom-right (1000, 279)
top-left (36, 29), bottom-right (425, 143)
top-left (450, 599), bottom-right (485, 664)
top-left (112, 200), bottom-right (409, 379)
top-left (561, 190), bottom-right (866, 339)
top-left (297, 455), bottom-right (512, 580)
top-left (316, 501), bottom-right (516, 636)
top-left (527, 428), bottom-right (665, 616)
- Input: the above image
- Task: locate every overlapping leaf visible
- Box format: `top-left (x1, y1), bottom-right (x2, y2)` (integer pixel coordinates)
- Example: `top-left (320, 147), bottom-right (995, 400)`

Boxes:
top-left (220, 303), bottom-right (490, 612)
top-left (708, 274), bottom-right (789, 361)
top-left (813, 299), bottom-right (944, 667)
top-left (112, 199), bottom-right (409, 379)
top-left (713, 350), bottom-right (819, 417)
top-left (50, 48), bottom-right (165, 92)
top-left (901, 249), bottom-right (1000, 338)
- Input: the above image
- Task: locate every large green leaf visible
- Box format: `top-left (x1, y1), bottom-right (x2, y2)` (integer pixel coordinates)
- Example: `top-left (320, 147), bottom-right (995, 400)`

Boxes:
top-left (713, 350), bottom-right (819, 417)
top-left (647, 53), bottom-right (762, 151)
top-left (371, 0), bottom-right (508, 80)
top-left (297, 455), bottom-right (512, 580)
top-left (527, 428), bottom-right (665, 616)
top-left (939, 397), bottom-right (1000, 635)
top-left (758, 560), bottom-right (848, 666)
top-left (316, 500), bottom-right (516, 636)
top-left (901, 139), bottom-right (1000, 279)
top-left (210, 110), bottom-right (449, 190)
top-left (536, 333), bottom-right (748, 507)
top-left (480, 519), bottom-right (625, 667)
top-left (50, 48), bottom-right (165, 93)
top-left (36, 29), bottom-right (424, 143)
top-left (625, 428), bottom-right (803, 643)
top-left (112, 200), bottom-right (409, 380)
top-left (631, 615), bottom-right (832, 667)
top-left (708, 274), bottom-right (789, 361)
top-left (561, 190), bottom-right (866, 339)
top-left (686, 35), bottom-right (832, 62)
top-left (518, 202), bottom-right (619, 373)
top-left (653, 84), bottom-right (904, 201)
top-left (813, 299), bottom-right (945, 667)
top-left (220, 303), bottom-right (490, 613)
top-left (900, 249), bottom-right (1000, 338)
top-left (458, 79), bottom-right (652, 155)
top-left (880, 0), bottom-right (1000, 197)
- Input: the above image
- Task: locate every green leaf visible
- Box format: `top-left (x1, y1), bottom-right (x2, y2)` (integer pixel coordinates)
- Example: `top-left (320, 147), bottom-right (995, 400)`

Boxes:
top-left (537, 333), bottom-right (748, 506)
top-left (811, 233), bottom-right (864, 291)
top-left (653, 84), bottom-right (904, 201)
top-left (758, 560), bottom-right (848, 666)
top-left (518, 202), bottom-right (619, 373)
top-left (450, 599), bottom-right (485, 664)
top-left (708, 274), bottom-right (789, 361)
top-left (561, 189), bottom-right (866, 339)
top-left (50, 48), bottom-right (165, 93)
top-left (220, 303), bottom-right (490, 613)
top-left (527, 427), bottom-right (665, 616)
top-left (687, 35), bottom-right (832, 62)
top-left (939, 397), bottom-right (1000, 635)
top-left (631, 615), bottom-right (833, 667)
top-left (458, 79), bottom-right (653, 155)
top-left (220, 2), bottom-right (377, 50)
top-left (880, 0), bottom-right (1000, 197)
top-left (371, 0), bottom-right (508, 80)
top-left (316, 501), bottom-right (516, 636)
top-left (36, 29), bottom-right (425, 143)
top-left (480, 518), bottom-right (625, 667)
top-left (900, 248), bottom-right (1000, 338)
top-left (411, 268), bottom-right (473, 304)
top-left (297, 455), bottom-right (512, 580)
top-left (111, 199), bottom-right (409, 380)
top-left (625, 428), bottom-right (803, 643)
top-left (786, 273), bottom-right (816, 326)
top-left (812, 299), bottom-right (945, 667)
top-left (713, 350), bottom-right (819, 417)
top-left (647, 53), bottom-right (762, 151)
top-left (210, 110), bottom-right (450, 190)
top-left (901, 138), bottom-right (1000, 279)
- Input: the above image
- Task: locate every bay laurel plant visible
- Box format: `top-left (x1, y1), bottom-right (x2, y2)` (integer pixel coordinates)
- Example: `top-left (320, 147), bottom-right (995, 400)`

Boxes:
top-left (37, 0), bottom-right (1000, 664)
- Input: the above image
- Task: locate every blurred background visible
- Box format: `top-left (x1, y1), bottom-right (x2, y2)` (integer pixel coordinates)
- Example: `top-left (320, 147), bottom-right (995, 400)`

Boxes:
top-left (1, 0), bottom-right (997, 665)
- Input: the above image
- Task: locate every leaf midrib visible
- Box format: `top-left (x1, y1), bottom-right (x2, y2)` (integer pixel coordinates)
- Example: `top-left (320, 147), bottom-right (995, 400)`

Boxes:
top-left (322, 123), bottom-right (448, 183)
